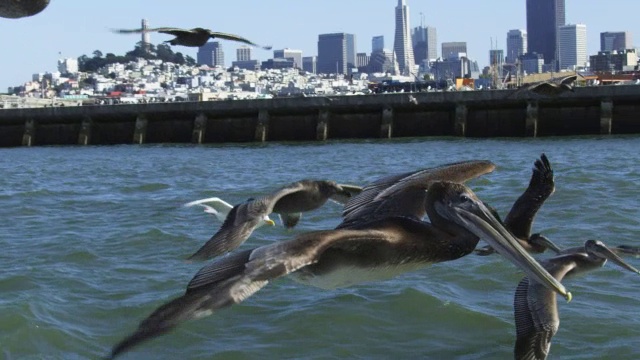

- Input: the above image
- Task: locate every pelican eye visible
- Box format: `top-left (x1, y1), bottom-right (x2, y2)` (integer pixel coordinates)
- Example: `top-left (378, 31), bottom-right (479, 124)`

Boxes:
top-left (460, 194), bottom-right (472, 202)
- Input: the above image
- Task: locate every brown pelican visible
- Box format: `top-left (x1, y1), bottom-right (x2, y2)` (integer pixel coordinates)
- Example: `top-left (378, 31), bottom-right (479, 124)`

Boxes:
top-left (112, 27), bottom-right (272, 50)
top-left (0, 0), bottom-right (49, 18)
top-left (508, 74), bottom-right (580, 99)
top-left (475, 154), bottom-right (562, 255)
top-left (187, 180), bottom-right (358, 261)
top-left (107, 180), bottom-right (570, 359)
top-left (514, 239), bottom-right (640, 360)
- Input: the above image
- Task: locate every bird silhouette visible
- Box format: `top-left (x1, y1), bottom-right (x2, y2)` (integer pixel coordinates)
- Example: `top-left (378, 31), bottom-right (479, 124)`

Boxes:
top-left (113, 27), bottom-right (272, 50)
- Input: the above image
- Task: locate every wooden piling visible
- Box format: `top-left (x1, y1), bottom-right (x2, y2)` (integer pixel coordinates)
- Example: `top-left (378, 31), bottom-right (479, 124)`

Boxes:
top-left (316, 109), bottom-right (329, 141)
top-left (600, 100), bottom-right (613, 135)
top-left (255, 109), bottom-right (269, 142)
top-left (454, 104), bottom-right (467, 137)
top-left (381, 106), bottom-right (393, 138)
top-left (525, 101), bottom-right (538, 137)
top-left (192, 113), bottom-right (207, 144)
top-left (21, 118), bottom-right (35, 146)
top-left (78, 116), bottom-right (92, 145)
top-left (133, 115), bottom-right (148, 144)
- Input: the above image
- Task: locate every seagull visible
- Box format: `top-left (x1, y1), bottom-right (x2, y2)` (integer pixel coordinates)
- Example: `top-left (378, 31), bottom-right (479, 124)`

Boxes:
top-left (112, 27), bottom-right (272, 50)
top-left (183, 197), bottom-right (274, 229)
top-left (187, 180), bottom-right (360, 261)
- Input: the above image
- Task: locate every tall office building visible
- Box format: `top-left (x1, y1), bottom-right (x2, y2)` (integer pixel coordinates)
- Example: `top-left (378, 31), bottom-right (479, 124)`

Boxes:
top-left (526, 0), bottom-right (565, 68)
top-left (412, 25), bottom-right (437, 64)
top-left (393, 0), bottom-right (415, 75)
top-left (197, 41), bottom-right (224, 67)
top-left (506, 29), bottom-right (527, 64)
top-left (600, 31), bottom-right (633, 52)
top-left (302, 56), bottom-right (317, 74)
top-left (558, 24), bottom-right (587, 70)
top-left (442, 42), bottom-right (467, 60)
top-left (317, 33), bottom-right (356, 75)
top-left (236, 46), bottom-right (252, 61)
top-left (372, 36), bottom-right (384, 52)
top-left (489, 49), bottom-right (504, 66)
top-left (273, 48), bottom-right (303, 69)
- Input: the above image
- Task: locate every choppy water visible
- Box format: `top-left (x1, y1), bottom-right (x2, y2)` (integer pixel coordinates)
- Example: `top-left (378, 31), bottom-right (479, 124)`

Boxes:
top-left (1, 136), bottom-right (640, 359)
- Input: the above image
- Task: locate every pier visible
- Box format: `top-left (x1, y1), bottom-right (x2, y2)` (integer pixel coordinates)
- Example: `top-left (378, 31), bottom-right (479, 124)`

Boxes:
top-left (1, 85), bottom-right (639, 147)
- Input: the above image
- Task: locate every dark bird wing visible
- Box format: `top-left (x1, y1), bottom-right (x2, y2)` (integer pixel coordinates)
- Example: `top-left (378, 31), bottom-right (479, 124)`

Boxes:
top-left (339, 160), bottom-right (495, 227)
top-left (187, 182), bottom-right (309, 260)
top-left (208, 31), bottom-right (272, 50)
top-left (112, 27), bottom-right (189, 35)
top-left (504, 154), bottom-right (555, 240)
top-left (108, 228), bottom-right (391, 359)
top-left (513, 277), bottom-right (559, 360)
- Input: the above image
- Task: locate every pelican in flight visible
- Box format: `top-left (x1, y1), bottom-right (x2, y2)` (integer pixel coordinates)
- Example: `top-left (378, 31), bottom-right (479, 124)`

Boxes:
top-left (107, 171), bottom-right (570, 358)
top-left (514, 239), bottom-right (640, 360)
top-left (0, 0), bottom-right (49, 18)
top-left (475, 154), bottom-right (562, 256)
top-left (187, 180), bottom-right (360, 261)
top-left (508, 74), bottom-right (580, 98)
top-left (112, 27), bottom-right (272, 50)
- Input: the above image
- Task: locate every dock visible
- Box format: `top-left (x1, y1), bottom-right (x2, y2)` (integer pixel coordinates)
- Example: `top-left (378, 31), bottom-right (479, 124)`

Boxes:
top-left (1, 85), bottom-right (639, 147)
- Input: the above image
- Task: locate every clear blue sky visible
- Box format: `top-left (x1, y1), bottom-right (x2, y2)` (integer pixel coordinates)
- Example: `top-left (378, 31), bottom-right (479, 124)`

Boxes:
top-left (1, 0), bottom-right (638, 91)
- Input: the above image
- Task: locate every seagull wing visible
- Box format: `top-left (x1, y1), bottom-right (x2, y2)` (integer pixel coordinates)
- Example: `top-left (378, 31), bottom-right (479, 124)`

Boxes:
top-left (184, 197), bottom-right (234, 222)
top-left (329, 184), bottom-right (363, 205)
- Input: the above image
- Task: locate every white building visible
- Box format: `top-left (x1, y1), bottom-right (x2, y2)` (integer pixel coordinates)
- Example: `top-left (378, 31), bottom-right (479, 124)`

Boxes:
top-left (57, 58), bottom-right (79, 74)
top-left (558, 24), bottom-right (587, 70)
top-left (393, 0), bottom-right (415, 75)
top-left (506, 29), bottom-right (527, 64)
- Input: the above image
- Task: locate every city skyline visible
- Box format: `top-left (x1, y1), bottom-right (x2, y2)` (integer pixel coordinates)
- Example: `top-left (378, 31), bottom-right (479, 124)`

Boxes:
top-left (1, 0), bottom-right (639, 90)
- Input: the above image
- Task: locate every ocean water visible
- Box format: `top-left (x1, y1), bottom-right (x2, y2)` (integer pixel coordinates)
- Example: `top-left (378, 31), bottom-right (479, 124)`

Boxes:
top-left (1, 136), bottom-right (639, 359)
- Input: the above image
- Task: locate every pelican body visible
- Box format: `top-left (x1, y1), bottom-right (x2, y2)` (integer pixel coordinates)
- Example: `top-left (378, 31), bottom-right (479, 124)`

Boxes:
top-left (514, 240), bottom-right (640, 360)
top-left (108, 179), bottom-right (570, 359)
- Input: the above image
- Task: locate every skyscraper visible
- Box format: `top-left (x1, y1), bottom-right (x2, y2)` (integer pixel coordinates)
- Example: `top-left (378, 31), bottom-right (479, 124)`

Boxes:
top-left (393, 0), bottom-right (415, 75)
top-left (526, 0), bottom-right (565, 68)
top-left (302, 56), bottom-right (317, 74)
top-left (317, 33), bottom-right (356, 75)
top-left (600, 31), bottom-right (633, 52)
top-left (412, 25), bottom-right (437, 64)
top-left (236, 46), bottom-right (252, 61)
top-left (273, 49), bottom-right (303, 69)
top-left (197, 42), bottom-right (224, 67)
top-left (372, 36), bottom-right (384, 52)
top-left (506, 29), bottom-right (527, 64)
top-left (558, 24), bottom-right (587, 70)
top-left (441, 42), bottom-right (467, 60)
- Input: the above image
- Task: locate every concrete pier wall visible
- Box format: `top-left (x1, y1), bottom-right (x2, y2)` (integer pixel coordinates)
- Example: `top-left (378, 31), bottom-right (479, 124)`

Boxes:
top-left (1, 85), bottom-right (639, 147)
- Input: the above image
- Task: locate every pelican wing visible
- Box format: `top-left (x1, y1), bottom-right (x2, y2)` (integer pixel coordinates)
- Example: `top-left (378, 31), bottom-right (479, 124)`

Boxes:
top-left (514, 277), bottom-right (559, 360)
top-left (504, 154), bottom-right (555, 240)
top-left (208, 31), bottom-right (271, 49)
top-left (340, 160), bottom-right (495, 227)
top-left (558, 74), bottom-right (578, 86)
top-left (108, 229), bottom-right (390, 359)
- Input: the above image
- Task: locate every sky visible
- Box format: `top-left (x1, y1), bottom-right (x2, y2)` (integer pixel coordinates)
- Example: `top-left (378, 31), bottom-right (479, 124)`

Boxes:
top-left (1, 0), bottom-right (638, 91)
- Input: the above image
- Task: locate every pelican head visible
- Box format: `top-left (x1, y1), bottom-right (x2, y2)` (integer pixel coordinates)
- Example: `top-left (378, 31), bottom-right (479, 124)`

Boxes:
top-left (430, 181), bottom-right (572, 301)
top-left (529, 233), bottom-right (563, 254)
top-left (585, 240), bottom-right (640, 274)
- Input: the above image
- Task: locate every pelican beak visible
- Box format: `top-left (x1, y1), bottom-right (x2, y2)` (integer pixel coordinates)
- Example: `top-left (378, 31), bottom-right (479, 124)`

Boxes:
top-left (593, 242), bottom-right (640, 274)
top-left (530, 234), bottom-right (563, 254)
top-left (613, 245), bottom-right (640, 259)
top-left (264, 218), bottom-right (276, 226)
top-left (440, 200), bottom-right (572, 302)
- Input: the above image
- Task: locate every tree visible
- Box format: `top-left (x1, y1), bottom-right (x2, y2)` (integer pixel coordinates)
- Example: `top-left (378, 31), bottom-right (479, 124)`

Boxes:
top-left (93, 50), bottom-right (103, 59)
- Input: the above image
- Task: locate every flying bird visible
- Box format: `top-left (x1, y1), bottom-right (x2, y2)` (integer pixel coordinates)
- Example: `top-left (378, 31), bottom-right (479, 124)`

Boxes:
top-left (513, 239), bottom-right (640, 360)
top-left (112, 27), bottom-right (272, 50)
top-left (107, 180), bottom-right (570, 359)
top-left (187, 180), bottom-right (360, 261)
top-left (183, 197), bottom-right (274, 229)
top-left (508, 74), bottom-right (580, 98)
top-left (475, 154), bottom-right (562, 256)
